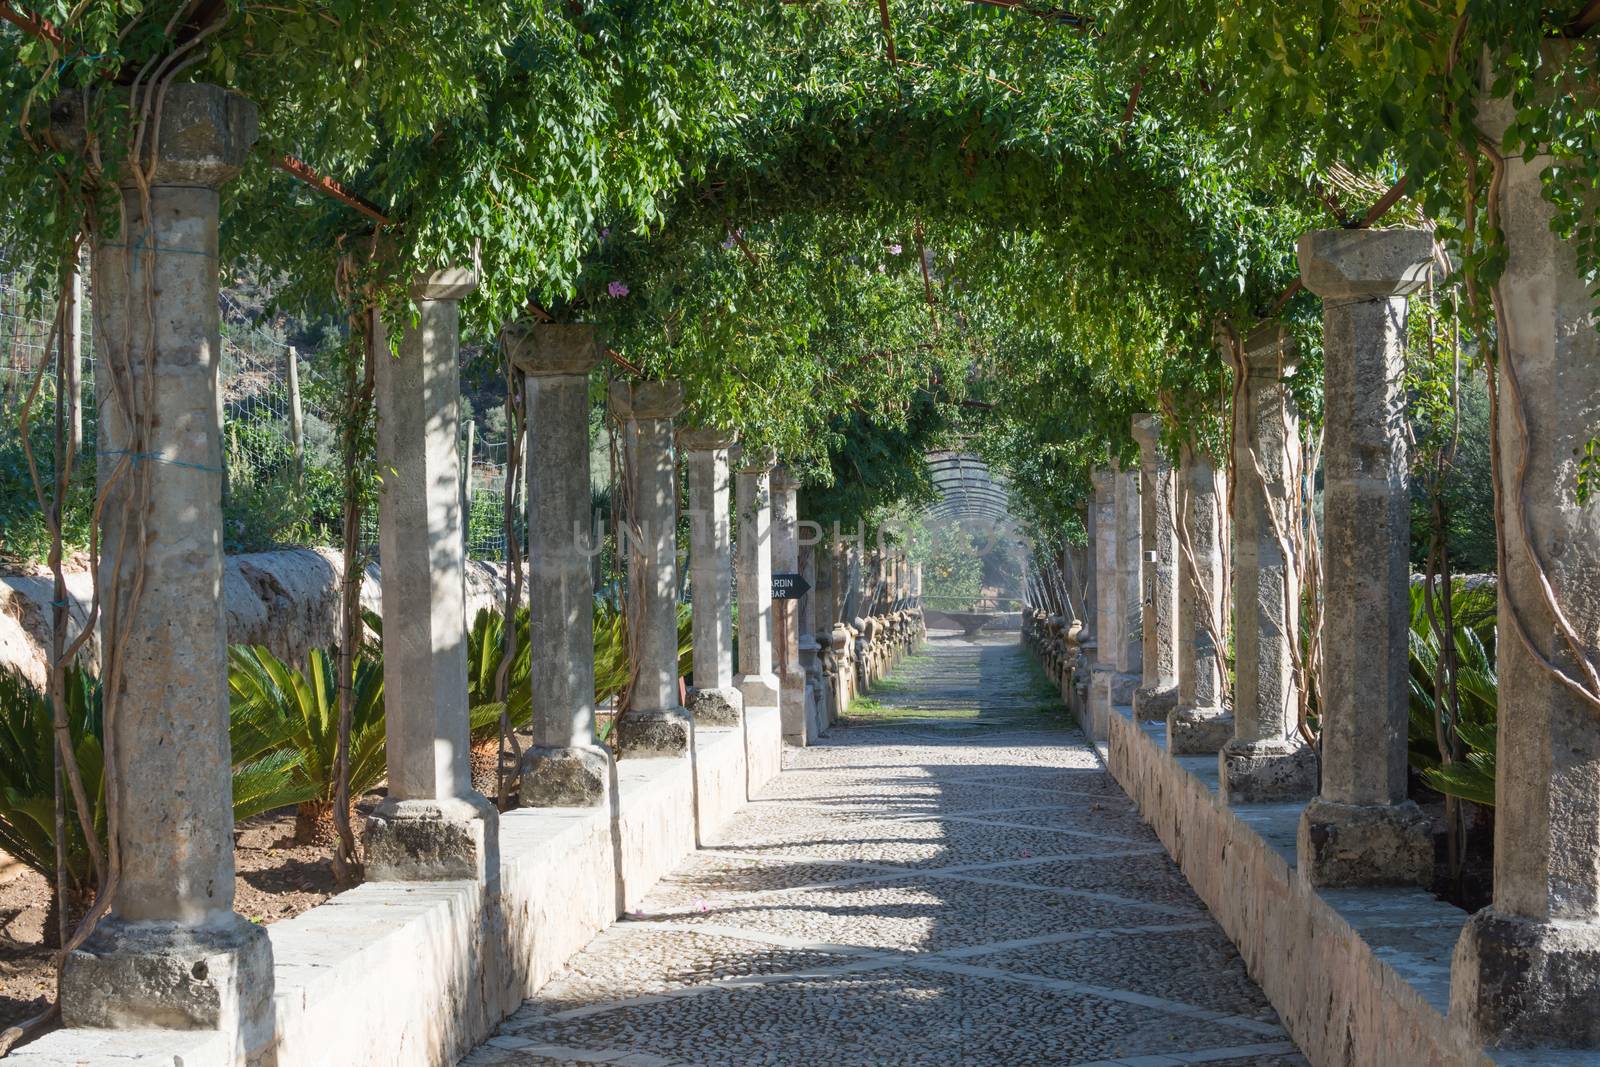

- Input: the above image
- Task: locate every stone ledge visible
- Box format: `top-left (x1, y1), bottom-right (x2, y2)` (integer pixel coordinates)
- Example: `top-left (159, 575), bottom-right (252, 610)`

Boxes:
top-left (11, 699), bottom-right (781, 1067)
top-left (1102, 706), bottom-right (1495, 1067)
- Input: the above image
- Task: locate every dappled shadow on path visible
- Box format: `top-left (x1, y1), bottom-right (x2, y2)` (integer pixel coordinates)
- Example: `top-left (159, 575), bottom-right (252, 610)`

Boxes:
top-left (461, 632), bottom-right (1304, 1067)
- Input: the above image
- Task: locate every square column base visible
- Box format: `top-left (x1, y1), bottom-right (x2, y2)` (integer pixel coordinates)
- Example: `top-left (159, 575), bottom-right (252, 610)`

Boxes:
top-left (778, 667), bottom-right (809, 746)
top-left (60, 913), bottom-right (274, 1058)
top-left (736, 672), bottom-right (780, 713)
top-left (1133, 683), bottom-right (1179, 721)
top-left (365, 794), bottom-right (499, 884)
top-left (519, 744), bottom-right (613, 808)
top-left (1167, 706), bottom-right (1234, 755)
top-left (617, 706), bottom-right (693, 758)
top-left (688, 685), bottom-right (744, 727)
top-left (1452, 908), bottom-right (1600, 1049)
top-left (1219, 737), bottom-right (1318, 804)
top-left (1296, 797), bottom-right (1434, 888)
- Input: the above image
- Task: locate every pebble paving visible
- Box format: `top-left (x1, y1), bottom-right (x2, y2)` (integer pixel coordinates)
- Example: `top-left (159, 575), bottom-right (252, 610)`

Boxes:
top-left (461, 632), bottom-right (1307, 1067)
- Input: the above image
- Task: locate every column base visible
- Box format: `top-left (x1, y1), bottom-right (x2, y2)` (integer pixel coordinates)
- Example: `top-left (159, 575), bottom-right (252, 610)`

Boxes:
top-left (60, 913), bottom-right (274, 1056)
top-left (617, 706), bottom-right (693, 757)
top-left (1219, 737), bottom-right (1318, 803)
top-left (779, 667), bottom-right (809, 745)
top-left (735, 671), bottom-right (780, 713)
top-left (1167, 706), bottom-right (1234, 755)
top-left (1296, 797), bottom-right (1433, 888)
top-left (518, 744), bottom-right (612, 808)
top-left (1133, 683), bottom-right (1179, 721)
top-left (1452, 908), bottom-right (1600, 1048)
top-left (364, 794), bottom-right (499, 884)
top-left (687, 685), bottom-right (744, 727)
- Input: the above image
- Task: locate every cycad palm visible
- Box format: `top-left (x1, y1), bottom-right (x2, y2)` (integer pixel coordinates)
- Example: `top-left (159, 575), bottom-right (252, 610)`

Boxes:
top-left (228, 645), bottom-right (386, 843)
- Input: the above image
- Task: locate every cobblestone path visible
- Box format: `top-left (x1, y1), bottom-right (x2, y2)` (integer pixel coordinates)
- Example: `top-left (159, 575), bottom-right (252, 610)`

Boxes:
top-left (462, 633), bottom-right (1306, 1067)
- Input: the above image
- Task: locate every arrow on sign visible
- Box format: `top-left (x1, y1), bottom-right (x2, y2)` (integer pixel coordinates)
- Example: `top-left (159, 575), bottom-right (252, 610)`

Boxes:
top-left (772, 572), bottom-right (811, 600)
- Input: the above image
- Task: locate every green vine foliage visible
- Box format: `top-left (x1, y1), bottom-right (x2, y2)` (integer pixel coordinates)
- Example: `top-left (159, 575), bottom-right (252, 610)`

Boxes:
top-left (8, 0), bottom-right (1583, 546)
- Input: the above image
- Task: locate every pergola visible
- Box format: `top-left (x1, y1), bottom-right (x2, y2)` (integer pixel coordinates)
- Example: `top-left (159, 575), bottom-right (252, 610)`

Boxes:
top-left (922, 450), bottom-right (1014, 526)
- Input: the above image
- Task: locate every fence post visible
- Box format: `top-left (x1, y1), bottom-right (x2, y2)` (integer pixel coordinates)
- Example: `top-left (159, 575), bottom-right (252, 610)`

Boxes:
top-left (287, 343), bottom-right (305, 490)
top-left (461, 415), bottom-right (475, 557)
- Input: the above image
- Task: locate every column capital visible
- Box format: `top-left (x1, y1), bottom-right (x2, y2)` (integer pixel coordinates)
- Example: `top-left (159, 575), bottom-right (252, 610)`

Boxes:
top-left (770, 463), bottom-right (801, 492)
top-left (1223, 324), bottom-right (1300, 379)
top-left (1476, 42), bottom-right (1572, 150)
top-left (52, 82), bottom-right (258, 188)
top-left (609, 379), bottom-right (684, 420)
top-left (409, 266), bottom-right (477, 302)
top-left (1089, 465), bottom-right (1115, 493)
top-left (677, 426), bottom-right (738, 452)
top-left (1130, 413), bottom-right (1163, 450)
top-left (1297, 228), bottom-right (1432, 302)
top-left (503, 321), bottom-right (601, 377)
top-left (733, 444), bottom-right (776, 473)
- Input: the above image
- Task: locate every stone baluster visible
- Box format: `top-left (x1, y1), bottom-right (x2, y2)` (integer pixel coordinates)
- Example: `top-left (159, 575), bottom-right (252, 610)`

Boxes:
top-left (770, 465), bottom-right (810, 744)
top-left (505, 322), bottom-right (612, 806)
top-left (1451, 47), bottom-right (1600, 1047)
top-left (679, 428), bottom-right (743, 728)
top-left (1168, 443), bottom-right (1232, 754)
top-left (1132, 415), bottom-right (1180, 720)
top-left (734, 448), bottom-right (780, 720)
top-left (1296, 227), bottom-right (1434, 886)
top-left (57, 83), bottom-right (274, 1050)
top-left (1220, 326), bottom-right (1316, 802)
top-left (611, 381), bottom-right (693, 757)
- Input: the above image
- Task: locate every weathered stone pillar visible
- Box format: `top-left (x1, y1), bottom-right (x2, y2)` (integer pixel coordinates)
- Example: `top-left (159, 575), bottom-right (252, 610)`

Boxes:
top-left (1168, 443), bottom-right (1232, 754)
top-left (1451, 50), bottom-right (1600, 1047)
top-left (680, 428), bottom-right (742, 728)
top-left (365, 265), bottom-right (500, 880)
top-left (1113, 461), bottom-right (1144, 699)
top-left (1220, 326), bottom-right (1316, 803)
top-left (1296, 227), bottom-right (1434, 886)
top-left (734, 448), bottom-right (780, 718)
top-left (1132, 415), bottom-right (1180, 719)
top-left (58, 83), bottom-right (273, 1050)
top-left (506, 323), bottom-right (610, 806)
top-left (770, 464), bottom-right (810, 744)
top-left (798, 536), bottom-right (824, 736)
top-left (612, 381), bottom-right (692, 757)
top-left (1087, 467), bottom-right (1120, 738)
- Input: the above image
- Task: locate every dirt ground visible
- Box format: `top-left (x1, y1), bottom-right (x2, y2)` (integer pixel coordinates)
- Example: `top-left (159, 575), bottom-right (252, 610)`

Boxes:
top-left (0, 810), bottom-right (358, 1033)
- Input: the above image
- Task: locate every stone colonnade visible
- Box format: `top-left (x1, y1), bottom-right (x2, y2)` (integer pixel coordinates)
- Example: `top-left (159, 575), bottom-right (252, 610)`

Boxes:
top-left (53, 82), bottom-right (931, 1046)
top-left (1036, 125), bottom-right (1600, 1044)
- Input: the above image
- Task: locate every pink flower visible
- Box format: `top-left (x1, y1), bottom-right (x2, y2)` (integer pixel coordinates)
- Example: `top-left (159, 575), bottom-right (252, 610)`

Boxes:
top-left (888, 243), bottom-right (903, 255)
top-left (607, 281), bottom-right (630, 298)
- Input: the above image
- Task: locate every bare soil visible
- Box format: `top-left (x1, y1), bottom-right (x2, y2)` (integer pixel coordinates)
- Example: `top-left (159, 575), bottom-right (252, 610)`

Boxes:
top-left (0, 810), bottom-right (361, 1033)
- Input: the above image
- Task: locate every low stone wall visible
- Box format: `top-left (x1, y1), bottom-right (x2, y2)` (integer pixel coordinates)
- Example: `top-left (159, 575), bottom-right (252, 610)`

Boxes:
top-left (10, 695), bottom-right (775, 1067)
top-left (1105, 709), bottom-right (1492, 1067)
top-left (0, 549), bottom-right (517, 686)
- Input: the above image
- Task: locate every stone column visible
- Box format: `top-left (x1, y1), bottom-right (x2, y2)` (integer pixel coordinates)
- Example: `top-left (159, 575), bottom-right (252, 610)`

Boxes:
top-left (1168, 443), bottom-right (1232, 754)
top-left (57, 83), bottom-right (272, 1049)
top-left (1296, 227), bottom-right (1434, 886)
top-left (680, 427), bottom-right (742, 728)
top-left (505, 322), bottom-right (611, 806)
top-left (612, 381), bottom-right (692, 757)
top-left (365, 266), bottom-right (499, 880)
top-left (1452, 50), bottom-right (1600, 1047)
top-left (1113, 461), bottom-right (1144, 699)
top-left (1220, 326), bottom-right (1316, 803)
top-left (1132, 415), bottom-right (1180, 720)
top-left (770, 464), bottom-right (809, 744)
top-left (798, 538), bottom-right (824, 736)
top-left (734, 448), bottom-right (780, 717)
top-left (1087, 467), bottom-right (1120, 737)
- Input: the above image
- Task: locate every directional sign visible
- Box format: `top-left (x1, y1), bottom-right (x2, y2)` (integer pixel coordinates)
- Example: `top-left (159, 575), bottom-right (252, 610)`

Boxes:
top-left (772, 572), bottom-right (812, 600)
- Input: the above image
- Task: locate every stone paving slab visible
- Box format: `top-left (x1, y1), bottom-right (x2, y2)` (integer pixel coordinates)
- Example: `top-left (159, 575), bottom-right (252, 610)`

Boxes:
top-left (461, 634), bottom-right (1306, 1067)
